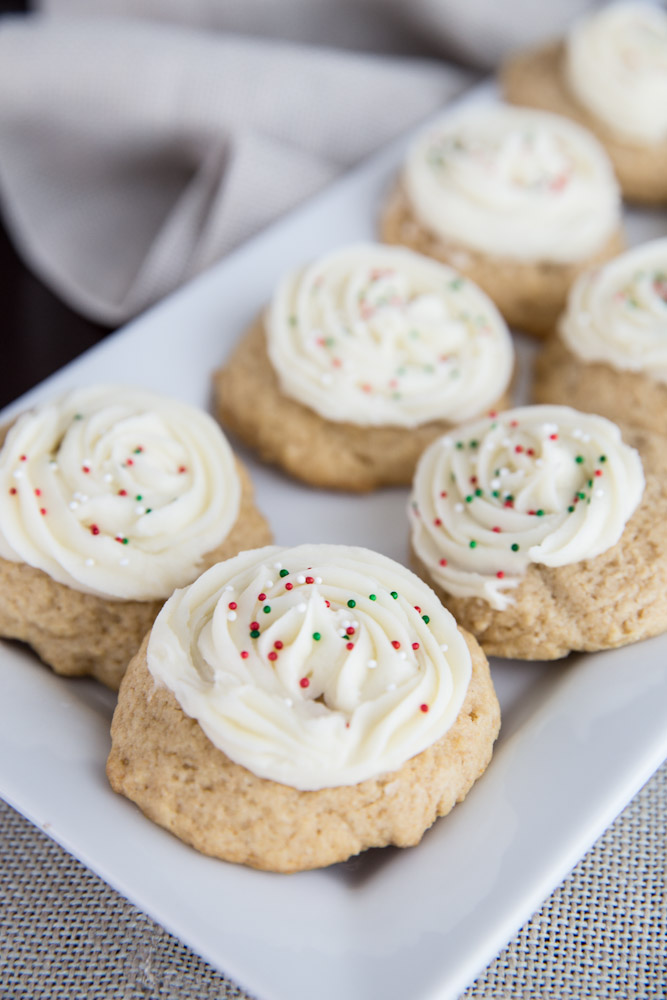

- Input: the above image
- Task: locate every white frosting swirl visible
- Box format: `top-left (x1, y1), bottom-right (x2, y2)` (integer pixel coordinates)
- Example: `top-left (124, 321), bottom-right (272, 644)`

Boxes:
top-left (403, 106), bottom-right (620, 263)
top-left (566, 2), bottom-right (667, 145)
top-left (147, 543), bottom-right (472, 790)
top-left (560, 238), bottom-right (667, 380)
top-left (409, 406), bottom-right (644, 610)
top-left (0, 386), bottom-right (241, 600)
top-left (266, 244), bottom-right (513, 427)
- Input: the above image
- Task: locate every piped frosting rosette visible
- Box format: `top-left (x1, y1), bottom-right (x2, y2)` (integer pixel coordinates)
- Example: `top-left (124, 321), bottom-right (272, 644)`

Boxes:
top-left (0, 386), bottom-right (241, 600)
top-left (409, 406), bottom-right (644, 611)
top-left (566, 2), bottom-right (667, 145)
top-left (147, 543), bottom-right (472, 790)
top-left (403, 105), bottom-right (620, 263)
top-left (266, 244), bottom-right (513, 427)
top-left (560, 238), bottom-right (667, 380)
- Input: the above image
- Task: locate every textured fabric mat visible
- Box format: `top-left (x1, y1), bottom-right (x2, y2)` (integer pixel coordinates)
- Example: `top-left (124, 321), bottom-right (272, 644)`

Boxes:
top-left (1, 761), bottom-right (665, 999)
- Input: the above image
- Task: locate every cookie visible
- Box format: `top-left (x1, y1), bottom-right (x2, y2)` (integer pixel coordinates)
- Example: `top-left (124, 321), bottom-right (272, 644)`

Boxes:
top-left (534, 238), bottom-right (667, 435)
top-left (380, 104), bottom-right (623, 337)
top-left (408, 405), bottom-right (667, 659)
top-left (501, 4), bottom-right (667, 204)
top-left (214, 244), bottom-right (514, 491)
top-left (107, 543), bottom-right (500, 872)
top-left (0, 386), bottom-right (272, 688)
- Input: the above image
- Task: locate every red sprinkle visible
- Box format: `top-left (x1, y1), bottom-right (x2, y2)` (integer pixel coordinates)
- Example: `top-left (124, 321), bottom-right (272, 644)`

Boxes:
top-left (391, 640), bottom-right (400, 649)
top-left (40, 508), bottom-right (47, 516)
top-left (527, 449), bottom-right (535, 457)
top-left (496, 571), bottom-right (505, 579)
top-left (268, 651), bottom-right (278, 662)
top-left (258, 592), bottom-right (266, 601)
top-left (440, 491), bottom-right (448, 498)
top-left (274, 640), bottom-right (284, 650)
top-left (492, 526), bottom-right (501, 533)
top-left (178, 466), bottom-right (187, 474)
top-left (550, 434), bottom-right (558, 441)
top-left (9, 488), bottom-right (17, 495)
top-left (488, 411), bottom-right (497, 418)
top-left (125, 459), bottom-right (133, 467)
top-left (346, 627), bottom-right (355, 635)
top-left (434, 518), bottom-right (442, 526)
top-left (228, 601), bottom-right (237, 610)
top-left (470, 476), bottom-right (478, 484)
top-left (510, 420), bottom-right (519, 427)
top-left (414, 605), bottom-right (421, 613)
top-left (420, 704), bottom-right (429, 713)
top-left (346, 642), bottom-right (354, 651)
top-left (240, 651), bottom-right (249, 659)
top-left (412, 642), bottom-right (420, 650)
top-left (504, 499), bottom-right (514, 508)
top-left (325, 599), bottom-right (330, 607)
top-left (118, 489), bottom-right (127, 496)
top-left (528, 509), bottom-right (536, 516)
top-left (300, 677), bottom-right (310, 688)
top-left (19, 455), bottom-right (27, 462)
top-left (90, 525), bottom-right (100, 535)
top-left (250, 621), bottom-right (259, 630)
top-left (82, 465), bottom-right (90, 473)
top-left (595, 470), bottom-right (603, 477)
top-left (34, 489), bottom-right (41, 496)
top-left (515, 445), bottom-right (524, 454)
top-left (439, 558), bottom-right (448, 567)
top-left (285, 582), bottom-right (294, 591)
top-left (305, 576), bottom-right (315, 584)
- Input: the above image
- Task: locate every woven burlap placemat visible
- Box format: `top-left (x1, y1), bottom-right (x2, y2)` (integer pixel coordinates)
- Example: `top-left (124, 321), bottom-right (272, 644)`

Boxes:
top-left (1, 759), bottom-right (665, 999)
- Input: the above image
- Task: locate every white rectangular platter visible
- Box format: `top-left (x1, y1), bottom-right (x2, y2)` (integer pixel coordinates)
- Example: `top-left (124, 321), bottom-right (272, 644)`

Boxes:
top-left (1, 81), bottom-right (667, 1000)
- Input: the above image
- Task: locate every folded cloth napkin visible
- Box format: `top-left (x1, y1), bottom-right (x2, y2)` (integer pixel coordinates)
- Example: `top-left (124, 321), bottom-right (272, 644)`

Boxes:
top-left (0, 0), bottom-right (596, 326)
top-left (0, 13), bottom-right (472, 325)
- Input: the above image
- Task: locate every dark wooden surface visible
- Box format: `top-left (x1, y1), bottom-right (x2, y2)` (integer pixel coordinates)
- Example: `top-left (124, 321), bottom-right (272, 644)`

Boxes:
top-left (0, 219), bottom-right (113, 409)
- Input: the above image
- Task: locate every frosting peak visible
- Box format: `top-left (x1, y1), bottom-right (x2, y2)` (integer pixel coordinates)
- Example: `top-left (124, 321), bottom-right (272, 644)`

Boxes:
top-left (403, 106), bottom-right (620, 263)
top-left (147, 544), bottom-right (473, 790)
top-left (266, 244), bottom-right (513, 427)
top-left (0, 386), bottom-right (241, 600)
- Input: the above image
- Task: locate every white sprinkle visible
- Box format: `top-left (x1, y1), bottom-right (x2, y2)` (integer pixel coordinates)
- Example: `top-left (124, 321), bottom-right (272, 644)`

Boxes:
top-left (342, 619), bottom-right (352, 628)
top-left (321, 374), bottom-right (333, 385)
top-left (227, 611), bottom-right (237, 621)
top-left (368, 659), bottom-right (377, 669)
top-left (225, 585), bottom-right (234, 592)
top-left (69, 501), bottom-right (78, 511)
top-left (352, 620), bottom-right (359, 628)
top-left (273, 562), bottom-right (282, 570)
top-left (542, 423), bottom-right (558, 435)
top-left (119, 558), bottom-right (129, 567)
top-left (84, 558), bottom-right (95, 567)
top-left (536, 459), bottom-right (544, 468)
top-left (440, 644), bottom-right (449, 651)
top-left (400, 652), bottom-right (407, 660)
top-left (339, 629), bottom-right (347, 638)
top-left (284, 698), bottom-right (293, 708)
top-left (502, 437), bottom-right (512, 447)
top-left (572, 428), bottom-right (583, 439)
top-left (297, 574), bottom-right (306, 583)
top-left (297, 603), bottom-right (307, 613)
top-left (315, 576), bottom-right (322, 584)
top-left (49, 461), bottom-right (58, 471)
top-left (103, 473), bottom-right (113, 483)
top-left (455, 503), bottom-right (464, 513)
top-left (440, 438), bottom-right (452, 449)
top-left (500, 467), bottom-right (509, 477)
top-left (582, 433), bottom-right (590, 443)
top-left (386, 683), bottom-right (397, 692)
top-left (595, 489), bottom-right (604, 497)
top-left (491, 478), bottom-right (500, 490)
top-left (135, 506), bottom-right (146, 516)
top-left (79, 494), bottom-right (88, 503)
top-left (12, 469), bottom-right (23, 480)
top-left (265, 580), bottom-right (273, 589)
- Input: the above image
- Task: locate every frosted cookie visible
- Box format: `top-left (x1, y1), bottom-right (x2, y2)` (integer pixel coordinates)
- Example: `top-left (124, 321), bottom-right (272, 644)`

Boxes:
top-left (214, 243), bottom-right (514, 491)
top-left (502, 2), bottom-right (667, 204)
top-left (380, 105), bottom-right (623, 337)
top-left (408, 405), bottom-right (667, 660)
top-left (535, 239), bottom-right (667, 435)
top-left (107, 543), bottom-right (500, 872)
top-left (0, 386), bottom-right (271, 688)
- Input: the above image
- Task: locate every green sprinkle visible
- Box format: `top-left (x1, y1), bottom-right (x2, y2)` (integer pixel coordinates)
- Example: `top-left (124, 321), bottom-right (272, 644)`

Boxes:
top-left (121, 538), bottom-right (128, 545)
top-left (288, 315), bottom-right (297, 326)
top-left (449, 277), bottom-right (464, 291)
top-left (568, 505), bottom-right (575, 513)
top-left (145, 508), bottom-right (152, 514)
top-left (469, 440), bottom-right (479, 449)
top-left (456, 441), bottom-right (464, 450)
top-left (74, 414), bottom-right (83, 420)
top-left (347, 599), bottom-right (356, 608)
top-left (575, 455), bottom-right (584, 464)
top-left (578, 491), bottom-right (586, 500)
top-left (600, 455), bottom-right (607, 463)
top-left (391, 591), bottom-right (399, 600)
top-left (422, 614), bottom-right (430, 624)
top-left (536, 509), bottom-right (544, 517)
top-left (588, 479), bottom-right (593, 488)
top-left (369, 593), bottom-right (377, 601)
top-left (475, 488), bottom-right (483, 497)
top-left (312, 632), bottom-right (321, 641)
top-left (466, 495), bottom-right (474, 503)
top-left (135, 495), bottom-right (142, 501)
top-left (492, 490), bottom-right (500, 498)
top-left (469, 540), bottom-right (477, 549)
top-left (263, 605), bottom-right (271, 614)
top-left (279, 569), bottom-right (289, 578)
top-left (250, 629), bottom-right (260, 639)
top-left (511, 543), bottom-right (520, 552)
top-left (133, 447), bottom-right (142, 454)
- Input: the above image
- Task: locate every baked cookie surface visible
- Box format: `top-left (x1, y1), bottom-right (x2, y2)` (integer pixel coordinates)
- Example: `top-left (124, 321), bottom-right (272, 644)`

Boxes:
top-left (215, 244), bottom-right (513, 491)
top-left (0, 387), bottom-right (272, 688)
top-left (107, 543), bottom-right (500, 872)
top-left (380, 105), bottom-right (623, 337)
top-left (533, 238), bottom-right (667, 435)
top-left (502, 16), bottom-right (667, 204)
top-left (408, 406), bottom-right (667, 660)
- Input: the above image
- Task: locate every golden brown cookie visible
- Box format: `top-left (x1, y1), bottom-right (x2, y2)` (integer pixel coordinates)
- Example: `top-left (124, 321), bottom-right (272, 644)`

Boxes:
top-left (0, 460), bottom-right (271, 689)
top-left (409, 411), bottom-right (667, 661)
top-left (107, 628), bottom-right (499, 873)
top-left (380, 182), bottom-right (624, 338)
top-left (501, 41), bottom-right (667, 205)
top-left (215, 316), bottom-right (511, 492)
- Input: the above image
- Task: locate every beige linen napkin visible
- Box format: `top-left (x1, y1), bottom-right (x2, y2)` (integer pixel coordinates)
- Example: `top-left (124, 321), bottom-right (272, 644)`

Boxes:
top-left (0, 13), bottom-right (471, 325)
